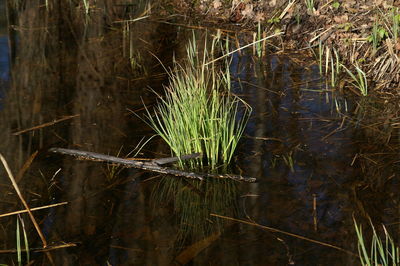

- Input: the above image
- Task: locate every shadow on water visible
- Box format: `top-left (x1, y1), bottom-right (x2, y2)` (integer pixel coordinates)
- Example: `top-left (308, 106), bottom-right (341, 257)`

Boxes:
top-left (1, 1), bottom-right (400, 265)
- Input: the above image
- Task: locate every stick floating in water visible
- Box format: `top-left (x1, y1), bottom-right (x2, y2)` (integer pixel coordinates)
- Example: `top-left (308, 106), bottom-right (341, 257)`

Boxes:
top-left (49, 148), bottom-right (256, 182)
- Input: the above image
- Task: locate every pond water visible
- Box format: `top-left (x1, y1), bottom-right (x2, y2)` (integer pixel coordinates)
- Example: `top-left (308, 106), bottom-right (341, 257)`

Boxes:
top-left (1, 2), bottom-right (399, 265)
top-left (0, 0), bottom-right (9, 109)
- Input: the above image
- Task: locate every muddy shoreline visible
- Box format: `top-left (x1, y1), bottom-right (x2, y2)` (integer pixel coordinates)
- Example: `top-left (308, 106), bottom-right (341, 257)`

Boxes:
top-left (163, 0), bottom-right (400, 96)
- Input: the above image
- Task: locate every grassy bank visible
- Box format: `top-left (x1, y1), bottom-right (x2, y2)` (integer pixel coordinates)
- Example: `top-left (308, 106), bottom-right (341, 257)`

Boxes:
top-left (164, 0), bottom-right (400, 97)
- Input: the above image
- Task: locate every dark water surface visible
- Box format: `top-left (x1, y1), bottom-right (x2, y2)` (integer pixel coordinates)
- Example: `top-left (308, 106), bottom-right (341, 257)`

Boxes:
top-left (0, 0), bottom-right (9, 108)
top-left (1, 2), bottom-right (400, 265)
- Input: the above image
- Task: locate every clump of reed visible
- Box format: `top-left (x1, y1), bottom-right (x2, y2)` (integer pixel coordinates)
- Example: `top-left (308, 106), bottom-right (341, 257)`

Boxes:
top-left (316, 41), bottom-right (341, 88)
top-left (354, 219), bottom-right (399, 266)
top-left (313, 39), bottom-right (370, 96)
top-left (145, 34), bottom-right (251, 170)
top-left (342, 63), bottom-right (368, 96)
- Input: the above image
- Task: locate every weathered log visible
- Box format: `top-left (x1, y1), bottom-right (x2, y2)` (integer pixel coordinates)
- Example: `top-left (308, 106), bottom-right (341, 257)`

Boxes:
top-left (49, 148), bottom-right (256, 183)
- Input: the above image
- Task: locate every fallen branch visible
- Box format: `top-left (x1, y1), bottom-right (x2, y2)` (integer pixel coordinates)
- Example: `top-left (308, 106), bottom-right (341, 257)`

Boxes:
top-left (49, 148), bottom-right (256, 182)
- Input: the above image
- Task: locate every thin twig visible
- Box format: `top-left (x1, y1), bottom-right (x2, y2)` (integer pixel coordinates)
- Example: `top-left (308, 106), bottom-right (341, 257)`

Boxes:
top-left (113, 15), bottom-right (149, 23)
top-left (279, 0), bottom-right (297, 20)
top-left (0, 242), bottom-right (77, 254)
top-left (204, 32), bottom-right (284, 66)
top-left (0, 202), bottom-right (68, 218)
top-left (0, 154), bottom-right (48, 246)
top-left (0, 154), bottom-right (54, 264)
top-left (15, 150), bottom-right (38, 183)
top-left (210, 213), bottom-right (358, 257)
top-left (12, 114), bottom-right (80, 136)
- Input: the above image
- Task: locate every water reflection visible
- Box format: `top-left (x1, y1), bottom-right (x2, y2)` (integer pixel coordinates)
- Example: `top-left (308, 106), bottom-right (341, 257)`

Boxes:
top-left (230, 53), bottom-right (361, 264)
top-left (152, 177), bottom-right (238, 241)
top-left (1, 1), bottom-right (400, 265)
top-left (0, 36), bottom-right (8, 80)
top-left (0, 0), bottom-right (9, 109)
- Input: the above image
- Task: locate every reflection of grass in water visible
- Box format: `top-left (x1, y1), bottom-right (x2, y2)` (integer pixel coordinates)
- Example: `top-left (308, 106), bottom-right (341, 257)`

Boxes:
top-left (145, 35), bottom-right (251, 170)
top-left (122, 1), bottom-right (151, 75)
top-left (152, 177), bottom-right (238, 242)
top-left (354, 219), bottom-right (399, 266)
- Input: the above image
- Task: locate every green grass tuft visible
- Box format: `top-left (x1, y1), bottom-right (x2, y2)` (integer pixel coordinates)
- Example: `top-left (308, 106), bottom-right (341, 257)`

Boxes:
top-left (342, 63), bottom-right (368, 96)
top-left (305, 0), bottom-right (315, 12)
top-left (354, 218), bottom-right (400, 266)
top-left (145, 35), bottom-right (251, 170)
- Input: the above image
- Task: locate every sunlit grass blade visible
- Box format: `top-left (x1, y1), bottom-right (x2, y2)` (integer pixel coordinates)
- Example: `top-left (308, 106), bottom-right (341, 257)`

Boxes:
top-left (354, 218), bottom-right (400, 266)
top-left (305, 0), bottom-right (314, 12)
top-left (342, 63), bottom-right (368, 96)
top-left (16, 216), bottom-right (30, 265)
top-left (144, 35), bottom-right (251, 170)
top-left (16, 218), bottom-right (21, 266)
top-left (20, 217), bottom-right (30, 263)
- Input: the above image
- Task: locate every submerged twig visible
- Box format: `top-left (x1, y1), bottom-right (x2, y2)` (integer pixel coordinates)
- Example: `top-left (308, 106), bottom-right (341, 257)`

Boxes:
top-left (12, 114), bottom-right (80, 136)
top-left (49, 148), bottom-right (256, 182)
top-left (0, 202), bottom-right (68, 218)
top-left (15, 150), bottom-right (38, 183)
top-left (175, 231), bottom-right (221, 265)
top-left (0, 154), bottom-right (48, 246)
top-left (0, 242), bottom-right (77, 254)
top-left (210, 213), bottom-right (358, 256)
top-left (0, 153), bottom-right (54, 264)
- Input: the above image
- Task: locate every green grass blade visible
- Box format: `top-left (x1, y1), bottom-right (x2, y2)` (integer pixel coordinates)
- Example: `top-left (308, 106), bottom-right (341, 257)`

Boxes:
top-left (16, 218), bottom-right (21, 266)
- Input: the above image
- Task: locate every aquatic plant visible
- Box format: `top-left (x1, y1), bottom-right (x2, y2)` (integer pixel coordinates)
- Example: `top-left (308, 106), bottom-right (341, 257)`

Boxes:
top-left (205, 31), bottom-right (283, 66)
top-left (254, 22), bottom-right (265, 58)
top-left (314, 41), bottom-right (341, 88)
top-left (329, 47), bottom-right (341, 88)
top-left (16, 217), bottom-right (30, 266)
top-left (354, 219), bottom-right (400, 266)
top-left (317, 40), bottom-right (324, 74)
top-left (145, 35), bottom-right (251, 169)
top-left (342, 63), bottom-right (368, 96)
top-left (282, 151), bottom-right (295, 173)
